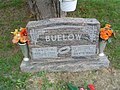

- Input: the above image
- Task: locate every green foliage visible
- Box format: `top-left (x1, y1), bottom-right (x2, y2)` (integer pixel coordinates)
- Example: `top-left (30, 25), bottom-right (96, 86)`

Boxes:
top-left (0, 0), bottom-right (25, 8)
top-left (67, 82), bottom-right (79, 90)
top-left (83, 82), bottom-right (88, 89)
top-left (37, 71), bottom-right (47, 77)
top-left (0, 0), bottom-right (120, 89)
top-left (68, 0), bottom-right (120, 29)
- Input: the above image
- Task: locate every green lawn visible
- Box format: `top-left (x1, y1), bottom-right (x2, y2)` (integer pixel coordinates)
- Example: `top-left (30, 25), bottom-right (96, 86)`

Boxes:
top-left (0, 0), bottom-right (120, 90)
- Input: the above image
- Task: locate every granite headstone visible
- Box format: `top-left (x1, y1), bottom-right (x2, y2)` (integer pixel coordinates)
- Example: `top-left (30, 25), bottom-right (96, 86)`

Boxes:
top-left (20, 18), bottom-right (109, 72)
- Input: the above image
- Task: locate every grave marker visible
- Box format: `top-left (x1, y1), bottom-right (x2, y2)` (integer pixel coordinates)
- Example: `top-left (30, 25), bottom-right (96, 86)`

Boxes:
top-left (20, 18), bottom-right (109, 72)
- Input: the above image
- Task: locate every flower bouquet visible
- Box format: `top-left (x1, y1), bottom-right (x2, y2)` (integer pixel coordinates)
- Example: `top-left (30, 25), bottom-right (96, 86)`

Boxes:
top-left (67, 82), bottom-right (94, 90)
top-left (11, 28), bottom-right (29, 61)
top-left (99, 24), bottom-right (114, 56)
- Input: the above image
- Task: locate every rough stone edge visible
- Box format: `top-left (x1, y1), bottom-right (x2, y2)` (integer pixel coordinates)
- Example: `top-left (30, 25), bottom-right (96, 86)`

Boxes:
top-left (26, 18), bottom-right (100, 28)
top-left (20, 55), bottom-right (110, 72)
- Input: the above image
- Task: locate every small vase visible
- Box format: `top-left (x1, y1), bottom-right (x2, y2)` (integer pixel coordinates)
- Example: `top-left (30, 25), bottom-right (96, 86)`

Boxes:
top-left (59, 0), bottom-right (77, 12)
top-left (18, 43), bottom-right (29, 61)
top-left (99, 40), bottom-right (107, 56)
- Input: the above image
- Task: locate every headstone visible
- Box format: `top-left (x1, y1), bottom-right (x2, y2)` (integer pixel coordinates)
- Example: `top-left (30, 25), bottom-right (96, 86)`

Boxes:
top-left (20, 18), bottom-right (109, 72)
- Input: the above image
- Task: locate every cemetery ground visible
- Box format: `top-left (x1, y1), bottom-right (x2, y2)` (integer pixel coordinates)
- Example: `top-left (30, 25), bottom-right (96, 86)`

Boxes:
top-left (0, 0), bottom-right (120, 90)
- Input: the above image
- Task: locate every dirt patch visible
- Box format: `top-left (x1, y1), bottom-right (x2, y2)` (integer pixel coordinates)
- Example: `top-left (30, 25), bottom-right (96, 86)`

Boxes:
top-left (26, 68), bottom-right (120, 90)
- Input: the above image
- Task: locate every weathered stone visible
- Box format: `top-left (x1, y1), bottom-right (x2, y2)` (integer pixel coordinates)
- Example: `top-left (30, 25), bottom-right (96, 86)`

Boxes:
top-left (20, 18), bottom-right (110, 72)
top-left (27, 18), bottom-right (100, 61)
top-left (20, 55), bottom-right (109, 72)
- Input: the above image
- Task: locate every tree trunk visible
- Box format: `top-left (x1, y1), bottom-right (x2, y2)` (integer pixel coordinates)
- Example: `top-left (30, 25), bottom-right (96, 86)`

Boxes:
top-left (27, 0), bottom-right (66, 20)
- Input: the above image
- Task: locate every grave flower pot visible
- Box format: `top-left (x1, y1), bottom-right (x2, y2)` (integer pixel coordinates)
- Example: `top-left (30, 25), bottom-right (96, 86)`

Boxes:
top-left (18, 43), bottom-right (29, 61)
top-left (99, 40), bottom-right (107, 56)
top-left (11, 27), bottom-right (30, 61)
top-left (99, 24), bottom-right (114, 56)
top-left (59, 0), bottom-right (77, 12)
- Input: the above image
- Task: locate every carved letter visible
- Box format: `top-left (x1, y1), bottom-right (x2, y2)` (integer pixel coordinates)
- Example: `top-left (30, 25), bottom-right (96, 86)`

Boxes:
top-left (75, 34), bottom-right (82, 40)
top-left (68, 34), bottom-right (74, 41)
top-left (51, 35), bottom-right (57, 41)
top-left (57, 35), bottom-right (62, 41)
top-left (63, 34), bottom-right (67, 41)
top-left (45, 36), bottom-right (50, 42)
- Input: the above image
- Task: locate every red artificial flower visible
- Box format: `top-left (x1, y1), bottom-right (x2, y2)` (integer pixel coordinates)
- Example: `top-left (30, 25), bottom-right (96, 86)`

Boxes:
top-left (20, 27), bottom-right (27, 35)
top-left (11, 28), bottom-right (29, 44)
top-left (88, 84), bottom-right (94, 90)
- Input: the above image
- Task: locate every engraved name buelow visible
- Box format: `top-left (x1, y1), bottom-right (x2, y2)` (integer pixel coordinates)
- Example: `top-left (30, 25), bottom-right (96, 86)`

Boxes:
top-left (45, 33), bottom-right (89, 42)
top-left (29, 25), bottom-right (98, 45)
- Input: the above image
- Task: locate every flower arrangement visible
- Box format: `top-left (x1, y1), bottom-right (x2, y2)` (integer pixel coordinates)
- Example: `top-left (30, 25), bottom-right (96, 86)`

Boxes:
top-left (11, 27), bottom-right (29, 61)
top-left (100, 24), bottom-right (114, 42)
top-left (67, 82), bottom-right (94, 90)
top-left (99, 24), bottom-right (114, 56)
top-left (79, 84), bottom-right (94, 90)
top-left (11, 27), bottom-right (29, 44)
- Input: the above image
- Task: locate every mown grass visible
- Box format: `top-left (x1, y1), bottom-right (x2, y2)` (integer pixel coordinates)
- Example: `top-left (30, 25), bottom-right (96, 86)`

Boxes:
top-left (0, 0), bottom-right (120, 90)
top-left (0, 0), bottom-right (31, 90)
top-left (0, 0), bottom-right (24, 9)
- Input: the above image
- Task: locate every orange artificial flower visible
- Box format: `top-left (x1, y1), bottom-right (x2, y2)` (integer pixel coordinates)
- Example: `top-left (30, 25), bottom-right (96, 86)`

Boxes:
top-left (12, 32), bottom-right (22, 43)
top-left (106, 30), bottom-right (113, 36)
top-left (11, 27), bottom-right (29, 44)
top-left (20, 36), bottom-right (29, 43)
top-left (99, 24), bottom-right (113, 40)
top-left (20, 27), bottom-right (27, 35)
top-left (105, 24), bottom-right (111, 28)
top-left (100, 28), bottom-right (105, 33)
top-left (12, 36), bottom-right (19, 43)
top-left (100, 34), bottom-right (109, 40)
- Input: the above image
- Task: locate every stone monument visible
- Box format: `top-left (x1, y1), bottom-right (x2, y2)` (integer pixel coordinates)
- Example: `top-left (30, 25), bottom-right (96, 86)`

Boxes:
top-left (20, 18), bottom-right (109, 72)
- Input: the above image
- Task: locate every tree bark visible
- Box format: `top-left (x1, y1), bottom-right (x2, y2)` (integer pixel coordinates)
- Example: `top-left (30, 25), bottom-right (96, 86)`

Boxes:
top-left (27, 0), bottom-right (66, 20)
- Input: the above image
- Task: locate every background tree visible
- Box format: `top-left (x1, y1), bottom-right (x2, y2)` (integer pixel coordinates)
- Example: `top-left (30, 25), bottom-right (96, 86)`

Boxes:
top-left (27, 0), bottom-right (66, 20)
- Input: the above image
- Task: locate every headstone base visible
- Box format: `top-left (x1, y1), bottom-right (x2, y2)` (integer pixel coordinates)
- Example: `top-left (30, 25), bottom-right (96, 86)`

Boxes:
top-left (20, 55), bottom-right (110, 72)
